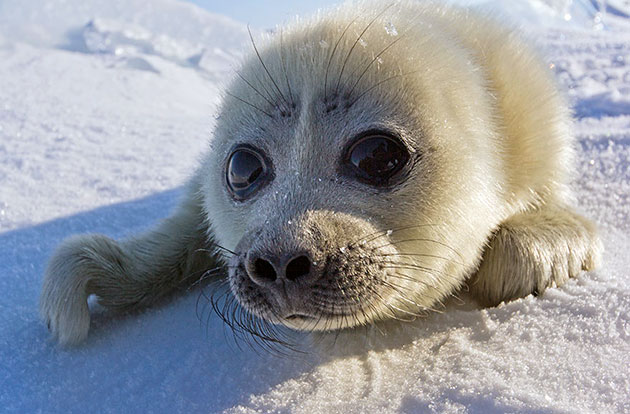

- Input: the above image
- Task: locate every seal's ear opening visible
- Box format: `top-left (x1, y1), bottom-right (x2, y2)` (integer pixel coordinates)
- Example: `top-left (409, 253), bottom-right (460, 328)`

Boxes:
top-left (40, 175), bottom-right (222, 346)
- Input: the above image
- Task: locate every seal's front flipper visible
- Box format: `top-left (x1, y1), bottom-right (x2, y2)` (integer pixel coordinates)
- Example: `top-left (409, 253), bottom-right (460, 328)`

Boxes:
top-left (40, 178), bottom-right (221, 346)
top-left (469, 204), bottom-right (602, 307)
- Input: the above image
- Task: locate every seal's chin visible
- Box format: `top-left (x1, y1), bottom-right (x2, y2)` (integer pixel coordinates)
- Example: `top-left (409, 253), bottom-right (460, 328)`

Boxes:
top-left (276, 307), bottom-right (379, 331)
top-left (280, 314), bottom-right (332, 331)
top-left (281, 313), bottom-right (321, 330)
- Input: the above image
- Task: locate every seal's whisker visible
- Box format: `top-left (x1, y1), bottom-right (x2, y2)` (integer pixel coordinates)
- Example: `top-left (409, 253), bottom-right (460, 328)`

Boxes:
top-left (250, 69), bottom-right (281, 110)
top-left (324, 14), bottom-right (359, 102)
top-left (366, 302), bottom-right (387, 335)
top-left (348, 70), bottom-right (420, 107)
top-left (347, 223), bottom-right (442, 248)
top-left (279, 29), bottom-right (295, 107)
top-left (195, 244), bottom-right (237, 257)
top-left (334, 3), bottom-right (395, 95)
top-left (247, 26), bottom-right (291, 112)
top-left (364, 288), bottom-right (395, 321)
top-left (377, 238), bottom-right (465, 261)
top-left (379, 277), bottom-right (418, 293)
top-left (303, 309), bottom-right (326, 335)
top-left (384, 303), bottom-right (419, 322)
top-left (384, 271), bottom-right (432, 287)
top-left (378, 278), bottom-right (444, 314)
top-left (215, 244), bottom-right (238, 256)
top-left (186, 267), bottom-right (225, 290)
top-left (224, 91), bottom-right (274, 118)
top-left (194, 279), bottom-right (216, 325)
top-left (335, 278), bottom-right (352, 332)
top-left (346, 34), bottom-right (406, 99)
top-left (387, 300), bottom-right (430, 318)
top-left (235, 71), bottom-right (277, 108)
top-left (205, 282), bottom-right (299, 354)
top-left (378, 252), bottom-right (465, 267)
top-left (381, 262), bottom-right (457, 281)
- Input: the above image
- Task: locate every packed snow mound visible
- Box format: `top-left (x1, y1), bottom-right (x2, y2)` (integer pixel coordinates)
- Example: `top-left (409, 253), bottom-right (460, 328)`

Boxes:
top-left (0, 0), bottom-right (248, 71)
top-left (0, 0), bottom-right (629, 413)
top-left (80, 17), bottom-right (240, 73)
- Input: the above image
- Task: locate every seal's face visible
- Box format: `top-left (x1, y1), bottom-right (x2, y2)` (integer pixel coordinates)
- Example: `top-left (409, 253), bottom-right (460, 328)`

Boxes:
top-left (223, 131), bottom-right (415, 330)
top-left (200, 7), bottom-right (504, 331)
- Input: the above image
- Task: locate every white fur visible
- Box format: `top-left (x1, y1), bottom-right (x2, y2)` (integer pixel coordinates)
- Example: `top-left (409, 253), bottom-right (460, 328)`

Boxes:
top-left (41, 1), bottom-right (601, 345)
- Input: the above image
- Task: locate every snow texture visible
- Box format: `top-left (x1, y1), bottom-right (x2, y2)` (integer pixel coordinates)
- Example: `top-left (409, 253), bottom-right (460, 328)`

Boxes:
top-left (1, 0), bottom-right (629, 413)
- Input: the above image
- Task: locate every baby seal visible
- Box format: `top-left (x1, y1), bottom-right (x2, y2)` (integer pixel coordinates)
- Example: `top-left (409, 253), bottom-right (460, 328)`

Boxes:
top-left (41, 0), bottom-right (602, 346)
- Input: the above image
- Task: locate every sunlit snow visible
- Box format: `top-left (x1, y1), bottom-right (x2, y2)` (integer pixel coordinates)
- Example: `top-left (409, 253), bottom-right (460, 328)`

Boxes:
top-left (1, 0), bottom-right (629, 413)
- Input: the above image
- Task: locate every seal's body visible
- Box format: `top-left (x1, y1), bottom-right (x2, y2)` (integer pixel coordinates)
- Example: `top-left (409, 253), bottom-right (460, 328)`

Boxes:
top-left (41, 1), bottom-right (601, 345)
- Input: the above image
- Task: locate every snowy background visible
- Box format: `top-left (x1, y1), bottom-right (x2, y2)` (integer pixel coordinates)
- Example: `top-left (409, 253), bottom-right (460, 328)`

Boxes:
top-left (1, 0), bottom-right (629, 413)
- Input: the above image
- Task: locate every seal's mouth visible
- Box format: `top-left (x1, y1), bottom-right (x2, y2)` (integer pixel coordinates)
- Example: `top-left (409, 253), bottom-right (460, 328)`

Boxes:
top-left (284, 313), bottom-right (316, 321)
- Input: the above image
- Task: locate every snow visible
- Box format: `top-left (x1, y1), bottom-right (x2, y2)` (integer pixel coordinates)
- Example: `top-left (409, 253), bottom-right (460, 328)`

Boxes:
top-left (1, 0), bottom-right (629, 413)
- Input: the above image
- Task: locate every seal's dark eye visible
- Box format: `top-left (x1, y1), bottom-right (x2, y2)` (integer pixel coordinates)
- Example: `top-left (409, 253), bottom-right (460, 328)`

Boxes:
top-left (226, 148), bottom-right (269, 199)
top-left (346, 134), bottom-right (410, 185)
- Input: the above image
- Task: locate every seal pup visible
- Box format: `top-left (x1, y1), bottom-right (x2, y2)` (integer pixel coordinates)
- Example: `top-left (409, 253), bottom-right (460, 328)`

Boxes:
top-left (40, 0), bottom-right (602, 346)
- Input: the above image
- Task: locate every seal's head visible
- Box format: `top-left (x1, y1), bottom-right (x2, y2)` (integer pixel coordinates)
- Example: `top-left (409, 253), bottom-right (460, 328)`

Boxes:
top-left (200, 3), bottom-right (506, 332)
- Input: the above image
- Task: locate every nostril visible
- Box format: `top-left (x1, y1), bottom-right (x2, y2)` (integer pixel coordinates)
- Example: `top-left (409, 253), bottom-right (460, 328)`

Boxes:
top-left (254, 258), bottom-right (277, 282)
top-left (286, 255), bottom-right (311, 281)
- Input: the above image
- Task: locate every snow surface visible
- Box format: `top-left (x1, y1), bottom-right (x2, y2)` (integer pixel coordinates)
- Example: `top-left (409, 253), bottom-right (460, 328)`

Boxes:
top-left (1, 0), bottom-right (629, 413)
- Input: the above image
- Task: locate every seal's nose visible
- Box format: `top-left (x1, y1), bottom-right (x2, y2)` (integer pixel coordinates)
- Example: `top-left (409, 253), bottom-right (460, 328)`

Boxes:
top-left (246, 252), bottom-right (314, 286)
top-left (285, 255), bottom-right (311, 281)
